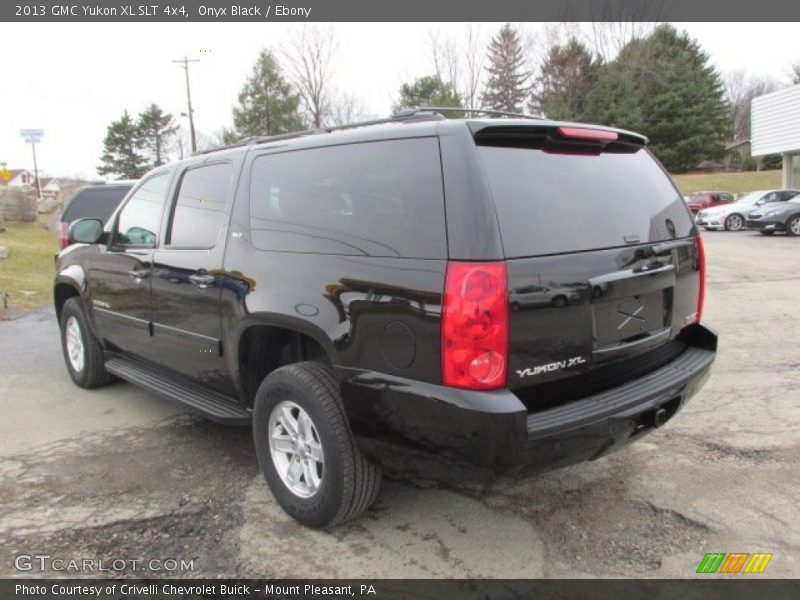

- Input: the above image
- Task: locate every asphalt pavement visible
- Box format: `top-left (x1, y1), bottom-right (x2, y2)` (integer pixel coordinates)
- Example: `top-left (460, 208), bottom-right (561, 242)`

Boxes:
top-left (1, 231), bottom-right (798, 578)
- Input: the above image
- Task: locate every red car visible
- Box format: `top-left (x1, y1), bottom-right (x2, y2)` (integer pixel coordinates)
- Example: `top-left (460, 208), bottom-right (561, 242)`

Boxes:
top-left (686, 190), bottom-right (734, 213)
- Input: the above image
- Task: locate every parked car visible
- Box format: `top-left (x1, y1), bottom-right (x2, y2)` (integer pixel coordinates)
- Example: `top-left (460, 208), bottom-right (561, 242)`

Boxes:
top-left (696, 189), bottom-right (800, 231)
top-left (54, 110), bottom-right (716, 528)
top-left (686, 190), bottom-right (735, 214)
top-left (510, 284), bottom-right (582, 309)
top-left (746, 196), bottom-right (800, 235)
top-left (59, 181), bottom-right (136, 249)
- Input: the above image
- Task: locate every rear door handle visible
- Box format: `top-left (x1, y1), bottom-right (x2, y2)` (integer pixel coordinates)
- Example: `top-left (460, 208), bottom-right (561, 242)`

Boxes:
top-left (189, 274), bottom-right (215, 289)
top-left (127, 269), bottom-right (150, 280)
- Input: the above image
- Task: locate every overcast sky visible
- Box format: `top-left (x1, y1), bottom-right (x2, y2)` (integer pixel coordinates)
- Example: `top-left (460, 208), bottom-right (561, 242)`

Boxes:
top-left (0, 22), bottom-right (796, 179)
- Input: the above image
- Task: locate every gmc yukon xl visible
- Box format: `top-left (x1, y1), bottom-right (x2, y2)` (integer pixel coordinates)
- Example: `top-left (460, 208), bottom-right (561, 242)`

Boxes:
top-left (54, 109), bottom-right (717, 528)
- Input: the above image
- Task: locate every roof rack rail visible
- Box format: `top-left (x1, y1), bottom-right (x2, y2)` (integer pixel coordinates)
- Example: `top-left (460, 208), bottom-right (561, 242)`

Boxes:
top-left (195, 106), bottom-right (539, 155)
top-left (408, 106), bottom-right (542, 120)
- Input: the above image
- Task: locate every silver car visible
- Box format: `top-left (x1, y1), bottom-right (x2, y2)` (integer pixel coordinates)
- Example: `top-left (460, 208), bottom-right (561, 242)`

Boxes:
top-left (695, 189), bottom-right (800, 231)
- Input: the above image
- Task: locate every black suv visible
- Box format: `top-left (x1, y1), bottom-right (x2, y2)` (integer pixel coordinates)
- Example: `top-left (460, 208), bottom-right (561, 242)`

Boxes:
top-left (55, 110), bottom-right (717, 528)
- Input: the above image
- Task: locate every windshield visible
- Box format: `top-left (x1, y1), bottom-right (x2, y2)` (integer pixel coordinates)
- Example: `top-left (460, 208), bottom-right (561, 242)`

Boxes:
top-left (735, 191), bottom-right (764, 204)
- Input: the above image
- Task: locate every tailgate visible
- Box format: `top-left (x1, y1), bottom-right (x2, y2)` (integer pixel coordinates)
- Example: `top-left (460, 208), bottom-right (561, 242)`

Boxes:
top-left (506, 240), bottom-right (701, 392)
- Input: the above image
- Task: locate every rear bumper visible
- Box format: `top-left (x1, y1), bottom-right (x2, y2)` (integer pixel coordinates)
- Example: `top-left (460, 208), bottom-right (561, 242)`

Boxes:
top-left (340, 324), bottom-right (717, 470)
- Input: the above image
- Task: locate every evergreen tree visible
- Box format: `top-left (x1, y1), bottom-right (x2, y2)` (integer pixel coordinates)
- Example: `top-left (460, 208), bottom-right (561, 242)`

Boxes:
top-left (137, 104), bottom-right (178, 167)
top-left (583, 25), bottom-right (729, 172)
top-left (231, 49), bottom-right (304, 138)
top-left (393, 75), bottom-right (461, 113)
top-left (628, 26), bottom-right (729, 172)
top-left (583, 63), bottom-right (642, 130)
top-left (97, 111), bottom-right (148, 179)
top-left (481, 24), bottom-right (530, 113)
top-left (531, 38), bottom-right (600, 120)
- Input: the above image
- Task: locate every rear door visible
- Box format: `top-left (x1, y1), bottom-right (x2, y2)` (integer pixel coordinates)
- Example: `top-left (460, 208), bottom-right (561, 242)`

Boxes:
top-left (150, 160), bottom-right (237, 394)
top-left (471, 125), bottom-right (700, 399)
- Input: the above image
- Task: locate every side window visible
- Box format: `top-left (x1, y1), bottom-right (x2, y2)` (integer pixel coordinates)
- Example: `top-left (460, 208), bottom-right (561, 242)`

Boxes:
top-left (781, 191), bottom-right (799, 201)
top-left (721, 193), bottom-right (734, 203)
top-left (763, 192), bottom-right (780, 203)
top-left (168, 162), bottom-right (233, 248)
top-left (249, 138), bottom-right (446, 258)
top-left (114, 174), bottom-right (169, 248)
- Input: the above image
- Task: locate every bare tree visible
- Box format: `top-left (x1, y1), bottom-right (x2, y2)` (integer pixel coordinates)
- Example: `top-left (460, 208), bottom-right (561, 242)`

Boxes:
top-left (463, 24), bottom-right (486, 109)
top-left (585, 0), bottom-right (663, 60)
top-left (282, 25), bottom-right (339, 128)
top-left (724, 70), bottom-right (779, 141)
top-left (327, 91), bottom-right (374, 126)
top-left (429, 29), bottom-right (461, 97)
top-left (790, 62), bottom-right (800, 86)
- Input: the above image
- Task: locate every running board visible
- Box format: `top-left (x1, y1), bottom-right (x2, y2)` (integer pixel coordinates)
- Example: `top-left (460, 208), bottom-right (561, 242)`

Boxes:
top-left (105, 356), bottom-right (252, 426)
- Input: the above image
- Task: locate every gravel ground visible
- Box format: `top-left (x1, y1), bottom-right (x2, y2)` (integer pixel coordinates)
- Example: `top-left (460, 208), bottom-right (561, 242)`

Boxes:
top-left (1, 231), bottom-right (798, 579)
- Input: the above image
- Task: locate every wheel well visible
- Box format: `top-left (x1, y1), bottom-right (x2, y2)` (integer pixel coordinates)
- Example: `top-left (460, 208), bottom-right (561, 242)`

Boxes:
top-left (54, 283), bottom-right (80, 320)
top-left (238, 325), bottom-right (330, 407)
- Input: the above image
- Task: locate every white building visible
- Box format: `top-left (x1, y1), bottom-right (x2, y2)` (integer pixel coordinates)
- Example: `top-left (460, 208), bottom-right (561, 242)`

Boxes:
top-left (751, 84), bottom-right (800, 188)
top-left (0, 169), bottom-right (35, 187)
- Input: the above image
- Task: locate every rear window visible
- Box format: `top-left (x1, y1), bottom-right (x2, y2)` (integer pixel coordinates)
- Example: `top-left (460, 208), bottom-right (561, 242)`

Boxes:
top-left (477, 146), bottom-right (694, 257)
top-left (62, 186), bottom-right (132, 223)
top-left (249, 138), bottom-right (446, 258)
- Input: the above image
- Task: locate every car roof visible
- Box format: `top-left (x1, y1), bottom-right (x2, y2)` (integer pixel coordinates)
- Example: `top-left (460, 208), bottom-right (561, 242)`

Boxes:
top-left (187, 114), bottom-right (648, 163)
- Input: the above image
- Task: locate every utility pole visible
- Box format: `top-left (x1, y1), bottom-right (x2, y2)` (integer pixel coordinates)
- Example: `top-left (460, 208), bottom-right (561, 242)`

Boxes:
top-left (19, 129), bottom-right (44, 199)
top-left (172, 56), bottom-right (200, 153)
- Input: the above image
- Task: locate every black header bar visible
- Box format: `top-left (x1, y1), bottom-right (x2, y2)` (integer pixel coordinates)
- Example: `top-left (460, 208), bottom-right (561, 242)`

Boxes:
top-left (2, 0), bottom-right (800, 22)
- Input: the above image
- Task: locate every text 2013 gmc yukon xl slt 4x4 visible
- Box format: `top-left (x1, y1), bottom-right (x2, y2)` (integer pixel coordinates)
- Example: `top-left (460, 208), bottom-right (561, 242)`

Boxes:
top-left (55, 110), bottom-right (717, 528)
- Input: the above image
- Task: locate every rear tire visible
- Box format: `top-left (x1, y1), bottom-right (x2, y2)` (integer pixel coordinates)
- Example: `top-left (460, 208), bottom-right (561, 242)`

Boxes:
top-left (724, 214), bottom-right (744, 232)
top-left (252, 361), bottom-right (381, 528)
top-left (59, 297), bottom-right (113, 389)
top-left (786, 215), bottom-right (800, 237)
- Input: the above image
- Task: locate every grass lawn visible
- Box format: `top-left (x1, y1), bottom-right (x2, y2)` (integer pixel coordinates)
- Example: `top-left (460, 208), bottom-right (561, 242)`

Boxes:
top-left (671, 170), bottom-right (782, 195)
top-left (0, 218), bottom-right (57, 318)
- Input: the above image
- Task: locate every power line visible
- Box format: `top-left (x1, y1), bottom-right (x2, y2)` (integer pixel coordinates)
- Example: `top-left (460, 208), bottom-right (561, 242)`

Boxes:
top-left (172, 56), bottom-right (200, 153)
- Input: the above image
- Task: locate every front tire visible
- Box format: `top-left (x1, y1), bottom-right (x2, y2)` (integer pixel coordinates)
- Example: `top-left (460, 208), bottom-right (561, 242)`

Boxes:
top-left (724, 214), bottom-right (744, 232)
top-left (786, 215), bottom-right (800, 237)
top-left (59, 297), bottom-right (113, 388)
top-left (253, 361), bottom-right (381, 528)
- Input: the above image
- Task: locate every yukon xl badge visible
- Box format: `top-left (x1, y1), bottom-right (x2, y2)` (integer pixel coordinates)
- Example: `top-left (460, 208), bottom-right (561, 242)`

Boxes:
top-left (516, 356), bottom-right (587, 379)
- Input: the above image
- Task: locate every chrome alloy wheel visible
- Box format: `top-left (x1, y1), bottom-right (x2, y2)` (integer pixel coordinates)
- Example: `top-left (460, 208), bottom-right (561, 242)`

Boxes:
top-left (726, 214), bottom-right (743, 231)
top-left (789, 217), bottom-right (800, 236)
top-left (268, 400), bottom-right (324, 498)
top-left (65, 316), bottom-right (85, 373)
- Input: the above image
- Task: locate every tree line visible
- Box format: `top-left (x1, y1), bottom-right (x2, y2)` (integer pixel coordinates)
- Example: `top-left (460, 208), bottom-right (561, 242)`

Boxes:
top-left (98, 23), bottom-right (800, 178)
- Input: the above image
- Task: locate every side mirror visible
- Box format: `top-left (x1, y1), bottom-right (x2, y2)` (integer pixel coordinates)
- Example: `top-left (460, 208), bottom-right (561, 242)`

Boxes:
top-left (68, 218), bottom-right (104, 245)
top-left (755, 199), bottom-right (765, 206)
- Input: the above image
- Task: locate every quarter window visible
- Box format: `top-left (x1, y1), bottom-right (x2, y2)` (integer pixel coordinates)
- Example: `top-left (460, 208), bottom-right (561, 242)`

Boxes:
top-left (249, 138), bottom-right (446, 258)
top-left (114, 173), bottom-right (169, 248)
top-left (169, 163), bottom-right (232, 248)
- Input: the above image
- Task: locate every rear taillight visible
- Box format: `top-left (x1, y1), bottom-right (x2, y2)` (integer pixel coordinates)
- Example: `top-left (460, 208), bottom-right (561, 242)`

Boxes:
top-left (694, 235), bottom-right (706, 323)
top-left (59, 222), bottom-right (69, 250)
top-left (442, 261), bottom-right (508, 390)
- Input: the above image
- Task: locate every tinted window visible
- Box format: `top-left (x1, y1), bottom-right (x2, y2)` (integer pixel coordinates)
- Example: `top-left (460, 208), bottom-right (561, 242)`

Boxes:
top-left (249, 138), bottom-right (446, 258)
top-left (114, 174), bottom-right (169, 247)
top-left (720, 193), bottom-right (734, 203)
top-left (478, 147), bottom-right (694, 257)
top-left (62, 186), bottom-right (133, 223)
top-left (169, 163), bottom-right (232, 248)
